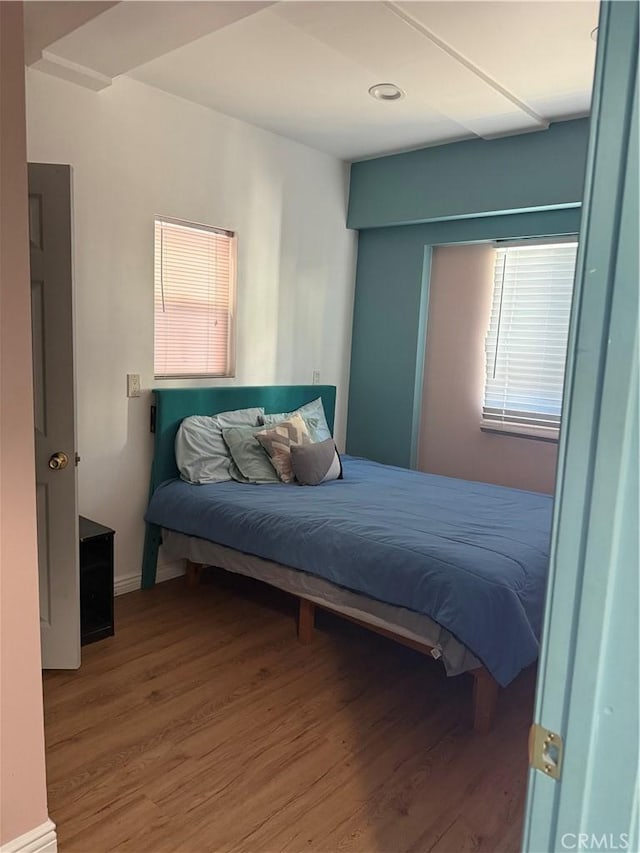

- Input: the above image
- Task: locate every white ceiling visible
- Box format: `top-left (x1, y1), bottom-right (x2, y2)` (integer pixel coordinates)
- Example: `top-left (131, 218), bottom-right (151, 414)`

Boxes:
top-left (24, 0), bottom-right (599, 160)
top-left (23, 1), bottom-right (117, 65)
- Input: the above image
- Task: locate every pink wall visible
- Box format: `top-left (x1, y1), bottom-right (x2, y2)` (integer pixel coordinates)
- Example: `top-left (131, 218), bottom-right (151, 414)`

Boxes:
top-left (418, 244), bottom-right (558, 494)
top-left (0, 1), bottom-right (50, 844)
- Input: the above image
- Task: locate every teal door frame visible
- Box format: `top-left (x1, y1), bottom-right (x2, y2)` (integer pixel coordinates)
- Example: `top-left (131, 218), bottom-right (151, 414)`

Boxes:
top-left (523, 2), bottom-right (638, 851)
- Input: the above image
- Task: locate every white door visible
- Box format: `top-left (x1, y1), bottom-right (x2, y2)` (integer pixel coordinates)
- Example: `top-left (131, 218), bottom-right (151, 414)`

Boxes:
top-left (29, 163), bottom-right (80, 670)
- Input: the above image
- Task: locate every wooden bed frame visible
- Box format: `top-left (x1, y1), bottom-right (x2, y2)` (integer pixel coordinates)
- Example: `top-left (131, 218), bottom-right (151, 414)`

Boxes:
top-left (143, 386), bottom-right (500, 735)
top-left (184, 559), bottom-right (499, 734)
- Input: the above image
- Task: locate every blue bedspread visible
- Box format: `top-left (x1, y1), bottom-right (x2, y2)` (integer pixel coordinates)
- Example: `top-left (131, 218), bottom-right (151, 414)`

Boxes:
top-left (146, 456), bottom-right (552, 685)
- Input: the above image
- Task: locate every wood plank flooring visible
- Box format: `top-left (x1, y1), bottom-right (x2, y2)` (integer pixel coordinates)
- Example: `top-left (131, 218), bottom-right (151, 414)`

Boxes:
top-left (43, 571), bottom-right (536, 852)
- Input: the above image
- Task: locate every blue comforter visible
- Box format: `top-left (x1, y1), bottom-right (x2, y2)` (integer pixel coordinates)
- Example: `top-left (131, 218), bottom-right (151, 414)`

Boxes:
top-left (146, 456), bottom-right (552, 685)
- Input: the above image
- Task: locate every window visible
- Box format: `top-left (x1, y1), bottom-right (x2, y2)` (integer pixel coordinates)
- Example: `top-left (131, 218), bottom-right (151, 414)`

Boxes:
top-left (154, 217), bottom-right (236, 378)
top-left (483, 241), bottom-right (578, 438)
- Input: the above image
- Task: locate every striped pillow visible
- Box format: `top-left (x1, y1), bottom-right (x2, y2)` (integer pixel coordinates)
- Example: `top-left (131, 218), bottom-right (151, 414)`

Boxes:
top-left (255, 413), bottom-right (311, 483)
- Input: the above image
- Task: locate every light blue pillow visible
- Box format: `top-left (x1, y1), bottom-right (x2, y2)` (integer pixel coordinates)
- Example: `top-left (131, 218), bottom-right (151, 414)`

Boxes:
top-left (222, 425), bottom-right (282, 484)
top-left (259, 397), bottom-right (331, 443)
top-left (175, 407), bottom-right (264, 484)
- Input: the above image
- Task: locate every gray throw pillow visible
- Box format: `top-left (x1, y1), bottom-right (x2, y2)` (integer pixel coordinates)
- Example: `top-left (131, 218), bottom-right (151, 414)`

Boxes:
top-left (222, 425), bottom-right (282, 484)
top-left (175, 407), bottom-right (264, 484)
top-left (290, 439), bottom-right (343, 486)
top-left (259, 397), bottom-right (331, 443)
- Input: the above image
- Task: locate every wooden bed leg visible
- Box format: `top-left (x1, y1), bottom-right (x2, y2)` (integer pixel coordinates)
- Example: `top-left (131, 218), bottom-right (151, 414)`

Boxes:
top-left (185, 560), bottom-right (203, 588)
top-left (471, 668), bottom-right (499, 734)
top-left (298, 598), bottom-right (315, 644)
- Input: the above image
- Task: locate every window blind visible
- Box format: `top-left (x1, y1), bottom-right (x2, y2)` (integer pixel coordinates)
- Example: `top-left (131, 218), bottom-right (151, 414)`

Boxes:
top-left (154, 217), bottom-right (236, 378)
top-left (483, 242), bottom-right (578, 435)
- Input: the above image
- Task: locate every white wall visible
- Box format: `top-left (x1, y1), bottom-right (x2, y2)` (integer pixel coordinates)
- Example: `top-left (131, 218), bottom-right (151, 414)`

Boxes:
top-left (26, 70), bottom-right (357, 586)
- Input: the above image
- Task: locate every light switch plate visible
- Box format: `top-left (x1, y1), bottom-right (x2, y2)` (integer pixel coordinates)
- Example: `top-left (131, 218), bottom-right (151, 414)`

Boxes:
top-left (127, 373), bottom-right (141, 398)
top-left (312, 369), bottom-right (320, 385)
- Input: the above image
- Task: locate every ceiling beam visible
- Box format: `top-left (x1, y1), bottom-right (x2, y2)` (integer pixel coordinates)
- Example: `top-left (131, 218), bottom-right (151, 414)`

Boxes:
top-left (386, 1), bottom-right (549, 136)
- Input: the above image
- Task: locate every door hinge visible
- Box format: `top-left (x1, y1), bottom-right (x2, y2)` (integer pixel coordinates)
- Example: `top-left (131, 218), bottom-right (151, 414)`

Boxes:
top-left (75, 453), bottom-right (81, 466)
top-left (529, 723), bottom-right (563, 780)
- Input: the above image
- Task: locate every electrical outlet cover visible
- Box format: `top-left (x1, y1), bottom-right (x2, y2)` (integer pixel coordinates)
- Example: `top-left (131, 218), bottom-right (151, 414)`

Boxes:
top-left (127, 374), bottom-right (141, 398)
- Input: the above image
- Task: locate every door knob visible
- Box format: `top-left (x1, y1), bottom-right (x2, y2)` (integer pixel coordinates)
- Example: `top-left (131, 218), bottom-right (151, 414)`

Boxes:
top-left (48, 452), bottom-right (69, 470)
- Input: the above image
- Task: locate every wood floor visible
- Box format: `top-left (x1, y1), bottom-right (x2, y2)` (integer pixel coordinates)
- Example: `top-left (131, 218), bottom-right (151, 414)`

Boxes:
top-left (43, 571), bottom-right (536, 853)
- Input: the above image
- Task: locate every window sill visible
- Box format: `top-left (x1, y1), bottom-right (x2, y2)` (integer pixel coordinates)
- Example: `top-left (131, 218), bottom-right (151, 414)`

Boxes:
top-left (154, 373), bottom-right (236, 381)
top-left (480, 421), bottom-right (559, 443)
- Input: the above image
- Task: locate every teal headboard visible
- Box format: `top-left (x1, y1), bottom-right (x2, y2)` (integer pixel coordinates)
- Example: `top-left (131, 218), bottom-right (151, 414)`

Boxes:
top-left (142, 385), bottom-right (337, 588)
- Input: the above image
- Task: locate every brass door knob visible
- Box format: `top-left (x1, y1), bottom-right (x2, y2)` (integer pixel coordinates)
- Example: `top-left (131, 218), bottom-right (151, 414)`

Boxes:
top-left (48, 452), bottom-right (69, 470)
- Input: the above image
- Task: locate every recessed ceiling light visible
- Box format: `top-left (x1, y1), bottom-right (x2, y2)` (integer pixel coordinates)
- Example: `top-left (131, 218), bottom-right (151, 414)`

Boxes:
top-left (368, 83), bottom-right (405, 102)
top-left (590, 26), bottom-right (598, 42)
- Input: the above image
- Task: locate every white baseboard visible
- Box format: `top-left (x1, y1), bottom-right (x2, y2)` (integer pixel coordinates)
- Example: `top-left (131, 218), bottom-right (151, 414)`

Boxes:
top-left (114, 560), bottom-right (185, 596)
top-left (1, 819), bottom-right (57, 853)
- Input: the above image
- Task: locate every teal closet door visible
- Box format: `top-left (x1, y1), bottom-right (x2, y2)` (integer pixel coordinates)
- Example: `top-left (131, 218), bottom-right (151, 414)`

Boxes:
top-left (523, 2), bottom-right (638, 851)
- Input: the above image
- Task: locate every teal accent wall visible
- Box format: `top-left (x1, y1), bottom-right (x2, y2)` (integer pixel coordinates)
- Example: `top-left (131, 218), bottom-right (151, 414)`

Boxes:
top-left (348, 229), bottom-right (432, 467)
top-left (348, 118), bottom-right (590, 229)
top-left (346, 118), bottom-right (590, 467)
top-left (346, 208), bottom-right (581, 466)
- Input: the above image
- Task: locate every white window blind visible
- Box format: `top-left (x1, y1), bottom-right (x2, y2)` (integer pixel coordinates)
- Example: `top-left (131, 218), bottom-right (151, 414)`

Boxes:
top-left (154, 217), bottom-right (236, 378)
top-left (483, 241), bottom-right (578, 436)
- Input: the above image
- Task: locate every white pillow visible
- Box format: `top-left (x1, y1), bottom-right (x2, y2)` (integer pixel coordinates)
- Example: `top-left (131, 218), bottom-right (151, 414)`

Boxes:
top-left (175, 407), bottom-right (264, 484)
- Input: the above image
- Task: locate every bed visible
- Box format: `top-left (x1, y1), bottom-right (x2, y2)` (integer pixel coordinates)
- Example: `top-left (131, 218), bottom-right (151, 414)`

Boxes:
top-left (142, 385), bottom-right (552, 733)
